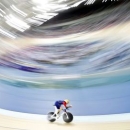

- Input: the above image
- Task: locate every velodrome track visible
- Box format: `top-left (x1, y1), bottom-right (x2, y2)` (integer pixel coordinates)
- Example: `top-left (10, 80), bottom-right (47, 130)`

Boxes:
top-left (0, 109), bottom-right (130, 130)
top-left (0, 67), bottom-right (130, 130)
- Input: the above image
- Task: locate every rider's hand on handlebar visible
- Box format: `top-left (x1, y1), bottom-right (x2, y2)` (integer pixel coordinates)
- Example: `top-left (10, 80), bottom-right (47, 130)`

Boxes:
top-left (66, 105), bottom-right (72, 109)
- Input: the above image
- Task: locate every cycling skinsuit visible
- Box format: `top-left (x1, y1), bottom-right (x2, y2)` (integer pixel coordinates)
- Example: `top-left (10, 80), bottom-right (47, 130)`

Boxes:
top-left (54, 100), bottom-right (67, 109)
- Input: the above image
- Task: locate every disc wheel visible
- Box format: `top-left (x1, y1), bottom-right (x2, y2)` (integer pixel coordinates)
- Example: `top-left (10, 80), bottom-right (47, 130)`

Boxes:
top-left (63, 112), bottom-right (73, 123)
top-left (47, 112), bottom-right (56, 122)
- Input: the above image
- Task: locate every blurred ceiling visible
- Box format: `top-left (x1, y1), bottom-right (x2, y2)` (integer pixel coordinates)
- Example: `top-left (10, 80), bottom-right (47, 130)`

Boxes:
top-left (0, 0), bottom-right (129, 39)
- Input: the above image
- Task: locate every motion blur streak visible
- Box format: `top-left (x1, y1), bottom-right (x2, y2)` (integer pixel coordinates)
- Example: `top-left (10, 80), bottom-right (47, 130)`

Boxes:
top-left (0, 0), bottom-right (130, 129)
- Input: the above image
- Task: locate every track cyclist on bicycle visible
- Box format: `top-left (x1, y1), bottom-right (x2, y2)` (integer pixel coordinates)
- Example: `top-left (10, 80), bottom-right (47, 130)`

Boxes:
top-left (53, 99), bottom-right (72, 119)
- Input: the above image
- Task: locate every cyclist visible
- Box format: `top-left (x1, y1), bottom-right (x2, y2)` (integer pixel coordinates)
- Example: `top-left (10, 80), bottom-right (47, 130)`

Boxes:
top-left (53, 99), bottom-right (72, 119)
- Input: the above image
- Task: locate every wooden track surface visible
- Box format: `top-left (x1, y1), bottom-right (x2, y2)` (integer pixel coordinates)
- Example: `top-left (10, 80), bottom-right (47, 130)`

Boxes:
top-left (0, 114), bottom-right (130, 130)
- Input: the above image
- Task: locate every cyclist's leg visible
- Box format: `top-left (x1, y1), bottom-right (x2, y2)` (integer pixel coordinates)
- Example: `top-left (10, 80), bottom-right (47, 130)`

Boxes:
top-left (54, 106), bottom-right (59, 115)
top-left (54, 104), bottom-right (62, 119)
top-left (53, 102), bottom-right (60, 115)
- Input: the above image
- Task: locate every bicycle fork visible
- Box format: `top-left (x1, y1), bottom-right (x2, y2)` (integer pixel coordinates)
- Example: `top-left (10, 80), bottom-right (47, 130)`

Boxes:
top-left (65, 112), bottom-right (69, 119)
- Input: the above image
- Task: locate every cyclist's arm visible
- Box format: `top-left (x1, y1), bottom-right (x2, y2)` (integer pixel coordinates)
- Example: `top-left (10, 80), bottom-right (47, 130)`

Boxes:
top-left (63, 102), bottom-right (67, 108)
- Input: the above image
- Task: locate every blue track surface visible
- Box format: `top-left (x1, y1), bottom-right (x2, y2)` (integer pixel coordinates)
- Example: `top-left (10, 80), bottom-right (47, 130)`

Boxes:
top-left (0, 80), bottom-right (130, 116)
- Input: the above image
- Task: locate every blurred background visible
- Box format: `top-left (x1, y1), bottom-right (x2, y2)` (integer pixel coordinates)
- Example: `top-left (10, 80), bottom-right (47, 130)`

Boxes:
top-left (0, 0), bottom-right (130, 117)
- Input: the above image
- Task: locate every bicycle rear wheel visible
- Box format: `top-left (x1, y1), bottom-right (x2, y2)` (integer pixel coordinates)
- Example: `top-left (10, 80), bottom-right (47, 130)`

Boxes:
top-left (47, 112), bottom-right (56, 122)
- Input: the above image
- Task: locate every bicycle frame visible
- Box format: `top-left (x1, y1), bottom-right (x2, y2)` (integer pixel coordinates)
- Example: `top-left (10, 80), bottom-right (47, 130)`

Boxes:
top-left (51, 109), bottom-right (69, 120)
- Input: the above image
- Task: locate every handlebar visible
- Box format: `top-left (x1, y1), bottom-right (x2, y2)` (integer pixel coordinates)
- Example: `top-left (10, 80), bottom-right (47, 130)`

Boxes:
top-left (64, 105), bottom-right (72, 111)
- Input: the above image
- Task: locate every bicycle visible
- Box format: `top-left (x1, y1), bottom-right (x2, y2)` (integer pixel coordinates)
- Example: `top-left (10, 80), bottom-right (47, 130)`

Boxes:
top-left (47, 107), bottom-right (73, 123)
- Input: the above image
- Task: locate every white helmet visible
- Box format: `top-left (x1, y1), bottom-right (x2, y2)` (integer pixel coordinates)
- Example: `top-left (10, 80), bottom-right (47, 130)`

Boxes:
top-left (64, 99), bottom-right (69, 104)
